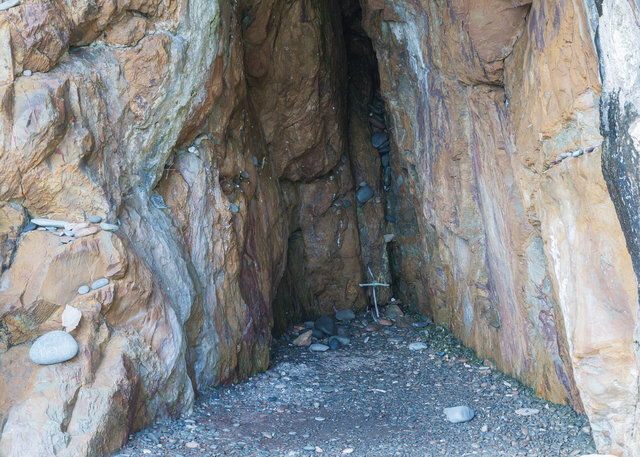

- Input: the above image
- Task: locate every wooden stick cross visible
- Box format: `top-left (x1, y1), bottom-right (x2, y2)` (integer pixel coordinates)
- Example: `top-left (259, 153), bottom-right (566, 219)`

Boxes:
top-left (359, 267), bottom-right (390, 318)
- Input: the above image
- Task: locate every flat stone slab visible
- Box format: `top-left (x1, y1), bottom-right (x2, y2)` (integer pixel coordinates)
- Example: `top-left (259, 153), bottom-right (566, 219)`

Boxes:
top-left (309, 344), bottom-right (329, 352)
top-left (31, 218), bottom-right (68, 228)
top-left (29, 331), bottom-right (78, 365)
top-left (372, 132), bottom-right (389, 148)
top-left (444, 406), bottom-right (474, 423)
top-left (100, 222), bottom-right (119, 231)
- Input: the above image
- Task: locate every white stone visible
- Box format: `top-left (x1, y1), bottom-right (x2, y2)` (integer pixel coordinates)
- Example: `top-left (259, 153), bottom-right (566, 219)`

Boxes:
top-left (408, 342), bottom-right (427, 351)
top-left (29, 331), bottom-right (78, 365)
top-left (309, 344), bottom-right (329, 352)
top-left (61, 305), bottom-right (82, 332)
top-left (444, 406), bottom-right (474, 423)
top-left (78, 285), bottom-right (90, 294)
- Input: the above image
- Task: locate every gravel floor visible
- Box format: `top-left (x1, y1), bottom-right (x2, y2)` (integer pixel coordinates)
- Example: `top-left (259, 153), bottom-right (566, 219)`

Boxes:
top-left (114, 313), bottom-right (596, 457)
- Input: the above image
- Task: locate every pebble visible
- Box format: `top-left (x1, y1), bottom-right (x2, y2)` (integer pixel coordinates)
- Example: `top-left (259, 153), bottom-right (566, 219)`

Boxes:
top-left (100, 222), bottom-right (119, 231)
top-left (377, 318), bottom-right (393, 326)
top-left (22, 222), bottom-right (36, 233)
top-left (78, 285), bottom-right (90, 295)
top-left (74, 226), bottom-right (100, 238)
top-left (23, 69), bottom-right (32, 76)
top-left (309, 344), bottom-right (329, 352)
top-left (29, 331), bottom-right (79, 365)
top-left (335, 309), bottom-right (355, 321)
top-left (230, 203), bottom-right (239, 214)
top-left (515, 408), bottom-right (540, 416)
top-left (363, 324), bottom-right (379, 332)
top-left (342, 449), bottom-right (354, 454)
top-left (91, 278), bottom-right (109, 290)
top-left (356, 185), bottom-right (374, 204)
top-left (185, 441), bottom-right (199, 449)
top-left (328, 338), bottom-right (341, 350)
top-left (31, 218), bottom-right (67, 228)
top-left (342, 200), bottom-right (352, 207)
top-left (314, 316), bottom-right (335, 336)
top-left (413, 322), bottom-right (428, 328)
top-left (88, 215), bottom-right (102, 223)
top-left (386, 215), bottom-right (396, 222)
top-left (293, 330), bottom-right (312, 347)
top-left (371, 132), bottom-right (389, 148)
top-left (381, 154), bottom-right (390, 167)
top-left (408, 342), bottom-right (428, 351)
top-left (444, 405), bottom-right (475, 423)
top-left (329, 336), bottom-right (350, 346)
top-left (378, 144), bottom-right (391, 154)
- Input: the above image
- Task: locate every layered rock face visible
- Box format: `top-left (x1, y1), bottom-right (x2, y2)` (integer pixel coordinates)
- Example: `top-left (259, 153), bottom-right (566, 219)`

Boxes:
top-left (360, 0), bottom-right (640, 455)
top-left (2, 0), bottom-right (640, 456)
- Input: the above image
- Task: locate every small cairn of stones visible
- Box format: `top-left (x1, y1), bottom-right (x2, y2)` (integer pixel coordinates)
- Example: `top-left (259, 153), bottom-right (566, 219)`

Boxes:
top-left (24, 215), bottom-right (119, 245)
top-left (289, 299), bottom-right (417, 351)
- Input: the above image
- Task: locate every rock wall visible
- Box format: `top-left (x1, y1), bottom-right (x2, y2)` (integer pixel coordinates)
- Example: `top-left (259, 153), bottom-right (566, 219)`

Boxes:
top-left (3, 0), bottom-right (640, 455)
top-left (360, 0), bottom-right (640, 455)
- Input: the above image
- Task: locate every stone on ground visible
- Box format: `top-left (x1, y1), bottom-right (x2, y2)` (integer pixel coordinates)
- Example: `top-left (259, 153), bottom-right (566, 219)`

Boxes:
top-left (444, 406), bottom-right (475, 424)
top-left (335, 309), bottom-right (355, 321)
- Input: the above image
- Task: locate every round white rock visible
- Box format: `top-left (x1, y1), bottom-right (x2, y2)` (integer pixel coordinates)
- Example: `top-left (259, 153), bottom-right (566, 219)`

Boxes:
top-left (29, 331), bottom-right (79, 365)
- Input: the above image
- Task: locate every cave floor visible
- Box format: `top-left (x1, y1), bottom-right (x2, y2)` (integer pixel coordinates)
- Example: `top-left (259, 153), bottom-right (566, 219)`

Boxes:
top-left (116, 317), bottom-right (596, 457)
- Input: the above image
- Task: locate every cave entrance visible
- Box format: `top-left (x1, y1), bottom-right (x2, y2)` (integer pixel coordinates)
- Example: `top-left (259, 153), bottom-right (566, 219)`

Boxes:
top-left (270, 0), bottom-right (408, 337)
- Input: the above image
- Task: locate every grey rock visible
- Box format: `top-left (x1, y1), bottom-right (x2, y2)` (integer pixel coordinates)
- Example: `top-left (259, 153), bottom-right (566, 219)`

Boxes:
top-left (408, 342), bottom-right (428, 351)
top-left (88, 215), bottom-right (102, 223)
top-left (356, 186), bottom-right (374, 204)
top-left (314, 316), bottom-right (335, 335)
top-left (230, 203), bottom-right (239, 214)
top-left (312, 328), bottom-right (325, 339)
top-left (381, 154), bottom-right (390, 167)
top-left (23, 69), bottom-right (32, 76)
top-left (29, 331), bottom-right (78, 365)
top-left (23, 222), bottom-right (36, 233)
top-left (335, 309), bottom-right (355, 321)
top-left (372, 132), bottom-right (389, 148)
top-left (91, 278), bottom-right (109, 290)
top-left (378, 145), bottom-right (391, 154)
top-left (78, 285), bottom-right (90, 295)
top-left (241, 171), bottom-right (250, 179)
top-left (329, 335), bottom-right (350, 346)
top-left (342, 200), bottom-right (352, 208)
top-left (444, 406), bottom-right (475, 424)
top-left (341, 155), bottom-right (347, 163)
top-left (309, 344), bottom-right (329, 352)
top-left (328, 338), bottom-right (341, 350)
top-left (100, 222), bottom-right (119, 231)
top-left (336, 327), bottom-right (351, 337)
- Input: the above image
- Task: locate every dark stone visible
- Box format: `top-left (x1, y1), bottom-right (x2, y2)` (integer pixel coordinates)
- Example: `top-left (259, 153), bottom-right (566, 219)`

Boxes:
top-left (342, 200), bottom-right (352, 207)
top-left (314, 316), bottom-right (335, 336)
top-left (312, 328), bottom-right (325, 339)
top-left (378, 145), bottom-right (391, 154)
top-left (329, 338), bottom-right (340, 350)
top-left (22, 222), bottom-right (36, 233)
top-left (381, 154), bottom-right (389, 167)
top-left (386, 215), bottom-right (396, 222)
top-left (356, 186), bottom-right (374, 204)
top-left (371, 132), bottom-right (389, 148)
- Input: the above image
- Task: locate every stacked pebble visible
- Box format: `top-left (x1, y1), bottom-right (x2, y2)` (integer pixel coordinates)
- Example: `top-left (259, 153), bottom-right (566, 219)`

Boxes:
top-left (25, 216), bottom-right (118, 244)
